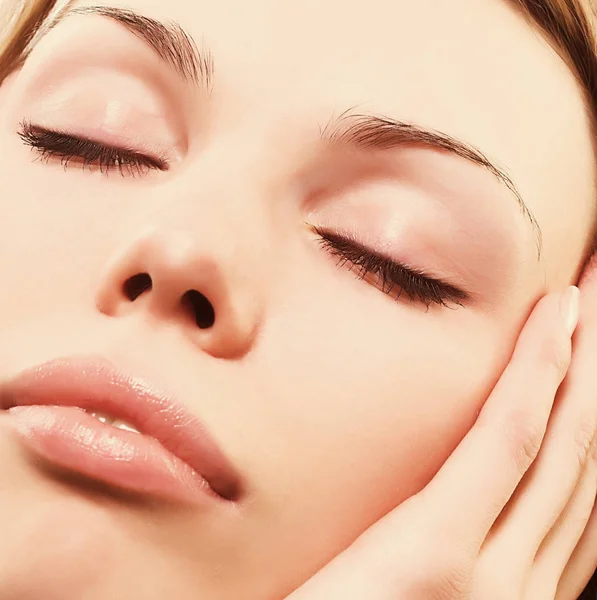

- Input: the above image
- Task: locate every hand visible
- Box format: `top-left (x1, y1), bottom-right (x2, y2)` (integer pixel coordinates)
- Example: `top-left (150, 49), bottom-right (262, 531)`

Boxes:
top-left (556, 260), bottom-right (597, 600)
top-left (286, 270), bottom-right (597, 599)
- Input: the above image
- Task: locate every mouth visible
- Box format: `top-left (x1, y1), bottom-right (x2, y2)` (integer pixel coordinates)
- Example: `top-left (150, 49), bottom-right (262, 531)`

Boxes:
top-left (0, 356), bottom-right (241, 504)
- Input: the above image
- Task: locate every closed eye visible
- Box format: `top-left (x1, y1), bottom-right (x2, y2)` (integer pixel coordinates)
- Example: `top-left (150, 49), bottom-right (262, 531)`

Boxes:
top-left (312, 225), bottom-right (469, 309)
top-left (18, 121), bottom-right (168, 177)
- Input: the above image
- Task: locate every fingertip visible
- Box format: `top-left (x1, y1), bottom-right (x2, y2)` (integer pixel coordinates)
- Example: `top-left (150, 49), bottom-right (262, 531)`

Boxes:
top-left (510, 291), bottom-right (574, 380)
top-left (560, 286), bottom-right (580, 337)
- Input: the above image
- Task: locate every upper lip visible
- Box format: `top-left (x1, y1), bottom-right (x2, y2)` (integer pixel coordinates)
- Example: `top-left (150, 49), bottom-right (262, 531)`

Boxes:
top-left (0, 355), bottom-right (241, 501)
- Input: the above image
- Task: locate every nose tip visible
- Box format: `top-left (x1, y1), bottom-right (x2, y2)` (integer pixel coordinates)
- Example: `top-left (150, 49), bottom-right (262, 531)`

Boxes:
top-left (122, 273), bottom-right (216, 329)
top-left (95, 230), bottom-right (263, 358)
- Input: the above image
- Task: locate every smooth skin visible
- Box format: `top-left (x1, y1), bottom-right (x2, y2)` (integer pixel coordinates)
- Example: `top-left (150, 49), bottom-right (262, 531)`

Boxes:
top-left (0, 0), bottom-right (596, 598)
top-left (287, 275), bottom-right (597, 599)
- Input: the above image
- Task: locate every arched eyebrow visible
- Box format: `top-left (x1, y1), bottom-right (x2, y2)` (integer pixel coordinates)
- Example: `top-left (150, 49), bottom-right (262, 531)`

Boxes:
top-left (33, 4), bottom-right (542, 260)
top-left (322, 111), bottom-right (543, 259)
top-left (54, 4), bottom-right (214, 90)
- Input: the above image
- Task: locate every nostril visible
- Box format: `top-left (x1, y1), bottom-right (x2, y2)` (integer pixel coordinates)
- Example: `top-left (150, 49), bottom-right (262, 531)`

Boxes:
top-left (123, 273), bottom-right (153, 301)
top-left (182, 290), bottom-right (215, 329)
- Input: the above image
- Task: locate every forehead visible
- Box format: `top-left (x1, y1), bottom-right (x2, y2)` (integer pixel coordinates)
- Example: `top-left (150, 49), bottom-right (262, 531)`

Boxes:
top-left (59, 0), bottom-right (596, 277)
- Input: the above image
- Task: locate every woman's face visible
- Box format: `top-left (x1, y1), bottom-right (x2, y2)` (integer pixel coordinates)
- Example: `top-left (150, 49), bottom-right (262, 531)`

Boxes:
top-left (0, 0), bottom-right (594, 598)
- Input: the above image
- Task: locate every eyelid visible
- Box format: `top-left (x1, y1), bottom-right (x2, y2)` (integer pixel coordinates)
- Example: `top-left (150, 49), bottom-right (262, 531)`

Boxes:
top-left (18, 121), bottom-right (169, 176)
top-left (14, 65), bottom-right (188, 163)
top-left (309, 224), bottom-right (470, 309)
top-left (23, 122), bottom-right (168, 162)
top-left (15, 19), bottom-right (191, 141)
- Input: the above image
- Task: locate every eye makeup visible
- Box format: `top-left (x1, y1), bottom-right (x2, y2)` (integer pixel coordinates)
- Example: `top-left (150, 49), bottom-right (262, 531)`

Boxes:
top-left (311, 224), bottom-right (469, 309)
top-left (18, 121), bottom-right (169, 177)
top-left (301, 143), bottom-right (531, 310)
top-left (5, 15), bottom-right (191, 170)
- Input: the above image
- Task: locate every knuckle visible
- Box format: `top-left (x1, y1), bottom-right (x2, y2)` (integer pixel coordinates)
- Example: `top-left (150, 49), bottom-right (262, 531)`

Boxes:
top-left (400, 535), bottom-right (473, 599)
top-left (573, 415), bottom-right (597, 468)
top-left (404, 555), bottom-right (472, 599)
top-left (473, 557), bottom-right (519, 600)
top-left (503, 409), bottom-right (545, 476)
top-left (539, 336), bottom-right (571, 380)
top-left (433, 564), bottom-right (473, 599)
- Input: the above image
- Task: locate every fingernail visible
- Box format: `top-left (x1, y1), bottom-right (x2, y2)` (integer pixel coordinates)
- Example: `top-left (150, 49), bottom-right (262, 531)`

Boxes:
top-left (560, 286), bottom-right (580, 336)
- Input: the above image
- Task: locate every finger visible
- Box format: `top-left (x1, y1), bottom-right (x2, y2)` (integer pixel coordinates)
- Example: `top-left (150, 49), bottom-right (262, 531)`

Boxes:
top-left (412, 288), bottom-right (578, 557)
top-left (473, 272), bottom-right (597, 568)
top-left (556, 448), bottom-right (597, 600)
top-left (530, 447), bottom-right (597, 599)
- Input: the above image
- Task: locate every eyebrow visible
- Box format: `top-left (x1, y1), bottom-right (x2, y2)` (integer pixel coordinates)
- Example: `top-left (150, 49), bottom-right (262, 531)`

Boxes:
top-left (322, 111), bottom-right (543, 258)
top-left (31, 5), bottom-right (542, 259)
top-left (53, 4), bottom-right (214, 89)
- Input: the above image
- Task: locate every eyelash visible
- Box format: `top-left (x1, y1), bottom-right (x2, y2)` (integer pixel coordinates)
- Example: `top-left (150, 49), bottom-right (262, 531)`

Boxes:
top-left (18, 121), bottom-right (168, 177)
top-left (17, 121), bottom-right (466, 308)
top-left (312, 226), bottom-right (468, 309)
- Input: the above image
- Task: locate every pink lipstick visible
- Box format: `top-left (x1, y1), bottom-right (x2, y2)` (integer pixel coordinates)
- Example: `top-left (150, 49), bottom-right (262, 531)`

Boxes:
top-left (0, 356), bottom-right (241, 504)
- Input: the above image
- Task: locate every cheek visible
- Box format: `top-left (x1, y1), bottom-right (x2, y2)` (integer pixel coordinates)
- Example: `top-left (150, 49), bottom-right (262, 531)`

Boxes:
top-left (251, 276), bottom-right (510, 567)
top-left (0, 134), bottom-right (125, 322)
top-left (0, 187), bottom-right (97, 320)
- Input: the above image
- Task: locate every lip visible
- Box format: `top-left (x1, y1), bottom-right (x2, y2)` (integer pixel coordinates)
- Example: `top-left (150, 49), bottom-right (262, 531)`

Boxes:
top-left (0, 356), bottom-right (241, 504)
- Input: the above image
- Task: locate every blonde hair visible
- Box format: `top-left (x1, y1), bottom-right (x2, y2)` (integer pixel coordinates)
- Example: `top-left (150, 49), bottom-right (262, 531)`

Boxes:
top-left (1, 0), bottom-right (596, 101)
top-left (0, 0), bottom-right (68, 80)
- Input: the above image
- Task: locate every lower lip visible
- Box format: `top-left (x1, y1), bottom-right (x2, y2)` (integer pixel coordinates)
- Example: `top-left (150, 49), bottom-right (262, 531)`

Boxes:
top-left (5, 404), bottom-right (216, 503)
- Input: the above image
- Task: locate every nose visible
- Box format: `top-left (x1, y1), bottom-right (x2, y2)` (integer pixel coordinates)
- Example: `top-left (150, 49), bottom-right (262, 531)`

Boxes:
top-left (95, 228), bottom-right (264, 359)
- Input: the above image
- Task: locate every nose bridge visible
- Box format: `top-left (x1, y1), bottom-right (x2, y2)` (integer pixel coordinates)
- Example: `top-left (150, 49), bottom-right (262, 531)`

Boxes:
top-left (139, 149), bottom-right (271, 288)
top-left (153, 138), bottom-right (277, 245)
top-left (94, 133), bottom-right (290, 357)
